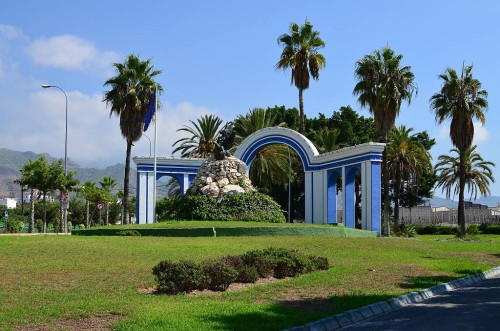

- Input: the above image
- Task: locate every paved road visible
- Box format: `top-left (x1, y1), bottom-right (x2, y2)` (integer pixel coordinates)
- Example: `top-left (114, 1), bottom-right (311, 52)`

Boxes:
top-left (342, 275), bottom-right (500, 331)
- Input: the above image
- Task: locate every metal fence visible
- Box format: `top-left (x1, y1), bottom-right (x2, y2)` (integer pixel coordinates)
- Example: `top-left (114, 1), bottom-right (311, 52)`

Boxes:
top-left (400, 207), bottom-right (500, 225)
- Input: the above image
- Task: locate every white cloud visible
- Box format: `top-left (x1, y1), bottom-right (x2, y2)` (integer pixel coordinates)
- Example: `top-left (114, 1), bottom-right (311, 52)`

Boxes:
top-left (472, 122), bottom-right (489, 144)
top-left (143, 101), bottom-right (223, 158)
top-left (28, 34), bottom-right (119, 74)
top-left (0, 24), bottom-right (26, 40)
top-left (436, 122), bottom-right (489, 146)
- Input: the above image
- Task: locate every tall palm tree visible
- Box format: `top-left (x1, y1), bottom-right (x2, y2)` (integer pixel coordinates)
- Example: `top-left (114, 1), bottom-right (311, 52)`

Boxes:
top-left (430, 64), bottom-right (488, 236)
top-left (387, 125), bottom-right (432, 230)
top-left (353, 46), bottom-right (417, 236)
top-left (276, 19), bottom-right (326, 134)
top-left (103, 54), bottom-right (162, 224)
top-left (99, 176), bottom-right (117, 226)
top-left (172, 114), bottom-right (223, 158)
top-left (435, 146), bottom-right (494, 203)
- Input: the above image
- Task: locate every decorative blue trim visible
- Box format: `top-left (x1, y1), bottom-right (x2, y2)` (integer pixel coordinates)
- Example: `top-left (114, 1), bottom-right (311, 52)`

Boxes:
top-left (311, 172), bottom-right (314, 223)
top-left (135, 171), bottom-right (140, 224)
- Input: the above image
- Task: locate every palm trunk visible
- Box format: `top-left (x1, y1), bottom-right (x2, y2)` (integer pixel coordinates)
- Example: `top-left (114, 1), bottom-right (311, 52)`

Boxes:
top-left (394, 165), bottom-right (401, 231)
top-left (458, 150), bottom-right (466, 236)
top-left (105, 202), bottom-right (109, 226)
top-left (42, 194), bottom-right (47, 233)
top-left (86, 200), bottom-right (90, 228)
top-left (29, 188), bottom-right (35, 233)
top-left (298, 88), bottom-right (305, 134)
top-left (59, 193), bottom-right (64, 233)
top-left (381, 134), bottom-right (391, 237)
top-left (122, 141), bottom-right (132, 225)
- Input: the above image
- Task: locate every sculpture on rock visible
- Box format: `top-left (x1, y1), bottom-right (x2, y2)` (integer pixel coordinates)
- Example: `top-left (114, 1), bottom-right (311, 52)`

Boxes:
top-left (186, 150), bottom-right (254, 198)
top-left (213, 142), bottom-right (232, 160)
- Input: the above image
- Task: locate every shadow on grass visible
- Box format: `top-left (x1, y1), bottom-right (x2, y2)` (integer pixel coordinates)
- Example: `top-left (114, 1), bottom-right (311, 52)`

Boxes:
top-left (400, 269), bottom-right (485, 289)
top-left (201, 293), bottom-right (394, 331)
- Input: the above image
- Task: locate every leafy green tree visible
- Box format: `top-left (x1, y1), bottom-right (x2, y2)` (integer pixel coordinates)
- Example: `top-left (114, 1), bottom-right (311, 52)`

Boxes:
top-left (435, 146), bottom-right (495, 202)
top-left (353, 46), bottom-right (417, 236)
top-left (266, 105), bottom-right (300, 131)
top-left (387, 125), bottom-right (432, 229)
top-left (78, 181), bottom-right (99, 228)
top-left (172, 114), bottom-right (224, 157)
top-left (99, 176), bottom-right (117, 226)
top-left (276, 19), bottom-right (326, 134)
top-left (18, 159), bottom-right (39, 233)
top-left (57, 170), bottom-right (79, 232)
top-left (430, 64), bottom-right (488, 236)
top-left (104, 54), bottom-right (162, 224)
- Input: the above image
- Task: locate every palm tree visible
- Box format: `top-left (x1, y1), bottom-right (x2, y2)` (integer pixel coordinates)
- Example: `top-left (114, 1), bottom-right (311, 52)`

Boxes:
top-left (308, 127), bottom-right (342, 153)
top-left (387, 125), bottom-right (432, 230)
top-left (353, 46), bottom-right (417, 236)
top-left (99, 176), bottom-right (117, 226)
top-left (435, 146), bottom-right (494, 203)
top-left (430, 64), bottom-right (488, 236)
top-left (78, 181), bottom-right (97, 228)
top-left (234, 108), bottom-right (292, 192)
top-left (18, 159), bottom-right (38, 233)
top-left (104, 54), bottom-right (162, 224)
top-left (276, 19), bottom-right (326, 134)
top-left (172, 114), bottom-right (223, 158)
top-left (57, 169), bottom-right (79, 232)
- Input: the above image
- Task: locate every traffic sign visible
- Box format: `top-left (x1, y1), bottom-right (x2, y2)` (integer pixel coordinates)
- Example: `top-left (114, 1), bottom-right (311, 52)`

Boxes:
top-left (97, 203), bottom-right (103, 210)
top-left (4, 211), bottom-right (8, 219)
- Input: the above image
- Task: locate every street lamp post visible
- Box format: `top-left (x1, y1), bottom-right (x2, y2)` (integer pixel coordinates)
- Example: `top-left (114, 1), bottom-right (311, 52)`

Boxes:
top-left (42, 84), bottom-right (68, 233)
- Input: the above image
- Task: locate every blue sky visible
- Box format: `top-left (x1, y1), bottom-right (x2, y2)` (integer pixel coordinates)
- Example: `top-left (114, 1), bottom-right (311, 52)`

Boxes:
top-left (1, 1), bottom-right (500, 196)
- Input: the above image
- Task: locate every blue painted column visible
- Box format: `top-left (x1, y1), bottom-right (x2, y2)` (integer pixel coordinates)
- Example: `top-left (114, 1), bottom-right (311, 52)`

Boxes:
top-left (327, 170), bottom-right (338, 224)
top-left (370, 161), bottom-right (382, 235)
top-left (345, 168), bottom-right (355, 228)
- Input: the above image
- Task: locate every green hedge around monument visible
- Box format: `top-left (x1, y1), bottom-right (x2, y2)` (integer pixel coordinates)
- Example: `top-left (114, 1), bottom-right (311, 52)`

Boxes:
top-left (172, 192), bottom-right (286, 223)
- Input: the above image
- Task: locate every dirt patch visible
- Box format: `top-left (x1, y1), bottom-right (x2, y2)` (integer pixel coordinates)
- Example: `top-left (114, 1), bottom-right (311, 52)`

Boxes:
top-left (14, 313), bottom-right (124, 331)
top-left (139, 277), bottom-right (283, 296)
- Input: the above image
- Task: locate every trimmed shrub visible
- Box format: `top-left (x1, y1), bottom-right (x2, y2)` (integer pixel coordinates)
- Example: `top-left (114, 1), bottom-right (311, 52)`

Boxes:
top-left (152, 260), bottom-right (206, 294)
top-left (478, 224), bottom-right (500, 234)
top-left (241, 250), bottom-right (275, 278)
top-left (152, 248), bottom-right (330, 295)
top-left (116, 229), bottom-right (142, 236)
top-left (172, 192), bottom-right (286, 223)
top-left (416, 224), bottom-right (458, 235)
top-left (219, 255), bottom-right (259, 283)
top-left (202, 259), bottom-right (238, 291)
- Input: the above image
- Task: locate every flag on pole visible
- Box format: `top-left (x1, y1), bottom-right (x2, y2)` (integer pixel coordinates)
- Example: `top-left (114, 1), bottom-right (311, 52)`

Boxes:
top-left (143, 89), bottom-right (156, 132)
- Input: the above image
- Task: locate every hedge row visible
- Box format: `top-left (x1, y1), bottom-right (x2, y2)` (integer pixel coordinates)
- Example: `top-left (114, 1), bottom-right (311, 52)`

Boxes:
top-left (152, 247), bottom-right (329, 295)
top-left (167, 192), bottom-right (286, 223)
top-left (412, 224), bottom-right (500, 235)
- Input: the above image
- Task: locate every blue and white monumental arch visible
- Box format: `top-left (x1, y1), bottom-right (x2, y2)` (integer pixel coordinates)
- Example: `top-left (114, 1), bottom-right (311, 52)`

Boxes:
top-left (134, 127), bottom-right (385, 235)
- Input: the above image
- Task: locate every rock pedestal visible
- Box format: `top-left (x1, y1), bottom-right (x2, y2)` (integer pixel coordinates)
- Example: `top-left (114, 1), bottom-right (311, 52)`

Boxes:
top-left (187, 157), bottom-right (254, 197)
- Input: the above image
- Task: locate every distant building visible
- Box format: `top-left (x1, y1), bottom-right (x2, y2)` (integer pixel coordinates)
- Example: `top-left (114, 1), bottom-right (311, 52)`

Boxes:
top-left (432, 206), bottom-right (449, 212)
top-left (464, 201), bottom-right (488, 209)
top-left (0, 198), bottom-right (17, 209)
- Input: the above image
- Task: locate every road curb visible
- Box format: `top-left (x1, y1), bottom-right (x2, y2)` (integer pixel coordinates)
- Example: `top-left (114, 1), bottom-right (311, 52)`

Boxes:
top-left (282, 266), bottom-right (500, 331)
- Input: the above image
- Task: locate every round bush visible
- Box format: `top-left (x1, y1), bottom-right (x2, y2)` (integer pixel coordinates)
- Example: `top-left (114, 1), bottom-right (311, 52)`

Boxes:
top-left (152, 260), bottom-right (206, 294)
top-left (241, 250), bottom-right (275, 278)
top-left (172, 192), bottom-right (286, 223)
top-left (202, 259), bottom-right (238, 291)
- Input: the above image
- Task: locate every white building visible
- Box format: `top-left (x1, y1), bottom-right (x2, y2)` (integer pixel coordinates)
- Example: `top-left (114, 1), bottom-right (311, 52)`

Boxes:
top-left (0, 198), bottom-right (17, 209)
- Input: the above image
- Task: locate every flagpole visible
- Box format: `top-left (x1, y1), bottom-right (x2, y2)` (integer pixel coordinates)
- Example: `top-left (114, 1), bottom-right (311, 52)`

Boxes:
top-left (152, 86), bottom-right (158, 223)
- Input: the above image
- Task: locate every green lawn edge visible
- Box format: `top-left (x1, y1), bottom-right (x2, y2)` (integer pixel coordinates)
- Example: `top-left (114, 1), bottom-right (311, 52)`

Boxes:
top-left (73, 225), bottom-right (377, 238)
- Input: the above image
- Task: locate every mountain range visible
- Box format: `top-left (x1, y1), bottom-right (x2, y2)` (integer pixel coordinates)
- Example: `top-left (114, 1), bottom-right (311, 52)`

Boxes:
top-left (2, 148), bottom-right (500, 208)
top-left (0, 148), bottom-right (132, 198)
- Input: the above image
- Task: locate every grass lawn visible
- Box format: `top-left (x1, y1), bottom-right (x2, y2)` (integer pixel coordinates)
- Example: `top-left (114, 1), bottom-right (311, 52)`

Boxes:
top-left (0, 232), bottom-right (499, 330)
